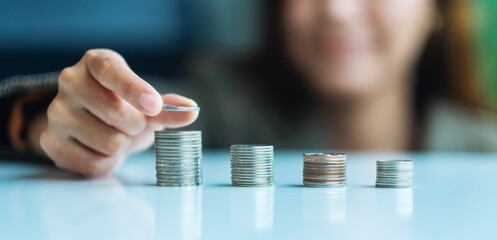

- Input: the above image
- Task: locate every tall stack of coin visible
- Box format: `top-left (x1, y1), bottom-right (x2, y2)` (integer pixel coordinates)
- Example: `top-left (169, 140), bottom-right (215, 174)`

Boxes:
top-left (154, 130), bottom-right (202, 187)
top-left (303, 153), bottom-right (347, 188)
top-left (231, 145), bottom-right (274, 187)
top-left (376, 160), bottom-right (413, 188)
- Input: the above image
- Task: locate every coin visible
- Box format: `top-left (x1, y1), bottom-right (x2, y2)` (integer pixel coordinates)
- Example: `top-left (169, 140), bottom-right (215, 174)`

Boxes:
top-left (163, 104), bottom-right (200, 112)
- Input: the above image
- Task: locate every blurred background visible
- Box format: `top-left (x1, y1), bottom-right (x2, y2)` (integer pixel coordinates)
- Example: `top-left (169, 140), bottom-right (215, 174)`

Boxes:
top-left (0, 0), bottom-right (261, 79)
top-left (0, 0), bottom-right (495, 106)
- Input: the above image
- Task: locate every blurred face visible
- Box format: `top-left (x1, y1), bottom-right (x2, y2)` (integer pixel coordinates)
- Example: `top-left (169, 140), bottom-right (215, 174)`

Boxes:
top-left (283, 0), bottom-right (438, 99)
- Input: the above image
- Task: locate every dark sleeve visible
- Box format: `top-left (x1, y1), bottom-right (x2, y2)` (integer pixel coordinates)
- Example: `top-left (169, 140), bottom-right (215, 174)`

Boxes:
top-left (0, 72), bottom-right (59, 159)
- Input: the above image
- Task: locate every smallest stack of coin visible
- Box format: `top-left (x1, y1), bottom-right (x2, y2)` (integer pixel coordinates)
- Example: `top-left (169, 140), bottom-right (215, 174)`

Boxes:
top-left (303, 153), bottom-right (347, 188)
top-left (375, 160), bottom-right (413, 188)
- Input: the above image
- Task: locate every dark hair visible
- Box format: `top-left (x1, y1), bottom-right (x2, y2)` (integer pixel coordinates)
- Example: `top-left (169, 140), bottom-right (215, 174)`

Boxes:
top-left (255, 0), bottom-right (486, 120)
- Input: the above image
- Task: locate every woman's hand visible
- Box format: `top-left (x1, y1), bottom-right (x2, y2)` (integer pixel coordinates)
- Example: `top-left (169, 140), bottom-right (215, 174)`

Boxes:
top-left (39, 49), bottom-right (198, 175)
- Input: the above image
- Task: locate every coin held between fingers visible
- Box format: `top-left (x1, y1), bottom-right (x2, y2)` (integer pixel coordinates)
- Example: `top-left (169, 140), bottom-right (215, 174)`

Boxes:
top-left (163, 104), bottom-right (200, 112)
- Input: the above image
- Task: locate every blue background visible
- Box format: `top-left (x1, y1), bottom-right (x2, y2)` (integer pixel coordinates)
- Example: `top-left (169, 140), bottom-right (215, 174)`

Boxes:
top-left (0, 0), bottom-right (261, 79)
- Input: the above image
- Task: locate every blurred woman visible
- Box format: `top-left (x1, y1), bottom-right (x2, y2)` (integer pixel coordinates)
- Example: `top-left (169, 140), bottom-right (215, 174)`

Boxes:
top-left (1, 0), bottom-right (495, 175)
top-left (188, 0), bottom-right (496, 151)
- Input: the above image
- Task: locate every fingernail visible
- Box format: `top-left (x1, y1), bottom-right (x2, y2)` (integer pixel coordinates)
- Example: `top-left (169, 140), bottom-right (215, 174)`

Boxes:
top-left (139, 93), bottom-right (159, 114)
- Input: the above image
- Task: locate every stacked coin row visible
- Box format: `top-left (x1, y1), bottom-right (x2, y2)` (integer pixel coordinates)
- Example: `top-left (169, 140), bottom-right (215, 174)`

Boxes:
top-left (231, 145), bottom-right (274, 187)
top-left (375, 160), bottom-right (413, 188)
top-left (154, 130), bottom-right (203, 187)
top-left (303, 153), bottom-right (347, 188)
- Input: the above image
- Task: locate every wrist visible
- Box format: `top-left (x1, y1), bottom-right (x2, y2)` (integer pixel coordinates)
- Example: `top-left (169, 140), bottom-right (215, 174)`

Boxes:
top-left (8, 90), bottom-right (55, 155)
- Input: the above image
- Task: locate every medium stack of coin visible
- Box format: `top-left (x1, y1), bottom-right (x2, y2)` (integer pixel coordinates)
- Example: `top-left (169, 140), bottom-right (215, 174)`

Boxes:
top-left (154, 130), bottom-right (202, 187)
top-left (303, 153), bottom-right (347, 188)
top-left (231, 145), bottom-right (274, 187)
top-left (375, 160), bottom-right (413, 188)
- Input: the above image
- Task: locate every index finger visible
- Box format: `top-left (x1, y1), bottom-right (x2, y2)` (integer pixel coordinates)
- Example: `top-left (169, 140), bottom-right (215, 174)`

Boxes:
top-left (84, 49), bottom-right (163, 116)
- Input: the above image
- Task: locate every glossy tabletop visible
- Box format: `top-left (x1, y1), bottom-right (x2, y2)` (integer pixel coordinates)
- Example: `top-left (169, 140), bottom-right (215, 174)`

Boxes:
top-left (1, 151), bottom-right (497, 240)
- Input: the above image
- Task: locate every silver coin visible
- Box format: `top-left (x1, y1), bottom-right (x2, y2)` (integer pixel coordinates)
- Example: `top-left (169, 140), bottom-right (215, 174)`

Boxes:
top-left (376, 178), bottom-right (413, 182)
top-left (156, 168), bottom-right (202, 173)
top-left (304, 174), bottom-right (346, 178)
top-left (232, 169), bottom-right (274, 173)
top-left (156, 174), bottom-right (202, 178)
top-left (231, 154), bottom-right (273, 158)
top-left (155, 150), bottom-right (202, 154)
top-left (156, 159), bottom-right (202, 164)
top-left (304, 152), bottom-right (346, 157)
top-left (232, 168), bottom-right (273, 171)
top-left (163, 104), bottom-right (200, 112)
top-left (156, 166), bottom-right (201, 170)
top-left (232, 161), bottom-right (273, 164)
top-left (156, 168), bottom-right (201, 173)
top-left (304, 166), bottom-right (347, 170)
top-left (157, 183), bottom-right (201, 187)
top-left (157, 180), bottom-right (202, 184)
top-left (232, 183), bottom-right (274, 187)
top-left (303, 181), bottom-right (346, 188)
top-left (155, 146), bottom-right (201, 149)
top-left (157, 177), bottom-right (202, 181)
top-left (377, 159), bottom-right (412, 163)
top-left (155, 140), bottom-right (201, 144)
top-left (155, 155), bottom-right (202, 159)
top-left (303, 163), bottom-right (346, 167)
top-left (232, 181), bottom-right (273, 185)
top-left (156, 162), bottom-right (200, 167)
top-left (232, 161), bottom-right (272, 164)
top-left (375, 183), bottom-right (412, 188)
top-left (231, 144), bottom-right (273, 148)
top-left (231, 158), bottom-right (273, 162)
top-left (232, 174), bottom-right (274, 178)
top-left (304, 165), bottom-right (346, 169)
top-left (232, 170), bottom-right (273, 173)
top-left (156, 160), bottom-right (202, 164)
top-left (304, 160), bottom-right (347, 164)
top-left (376, 164), bottom-right (413, 168)
top-left (231, 164), bottom-right (273, 168)
top-left (232, 180), bottom-right (274, 185)
top-left (232, 180), bottom-right (273, 184)
top-left (232, 176), bottom-right (273, 180)
top-left (231, 163), bottom-right (273, 168)
top-left (155, 153), bottom-right (202, 157)
top-left (155, 141), bottom-right (201, 145)
top-left (304, 176), bottom-right (346, 180)
top-left (155, 129), bottom-right (201, 133)
top-left (304, 158), bottom-right (347, 161)
top-left (157, 179), bottom-right (202, 183)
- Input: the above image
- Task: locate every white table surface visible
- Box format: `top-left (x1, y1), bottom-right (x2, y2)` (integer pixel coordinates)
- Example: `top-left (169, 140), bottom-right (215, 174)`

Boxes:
top-left (1, 151), bottom-right (496, 240)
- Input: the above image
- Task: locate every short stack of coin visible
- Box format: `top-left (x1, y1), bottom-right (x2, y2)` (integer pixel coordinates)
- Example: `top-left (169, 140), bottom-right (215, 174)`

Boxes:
top-left (375, 160), bottom-right (413, 188)
top-left (231, 145), bottom-right (274, 187)
top-left (303, 153), bottom-right (347, 188)
top-left (154, 130), bottom-right (202, 187)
